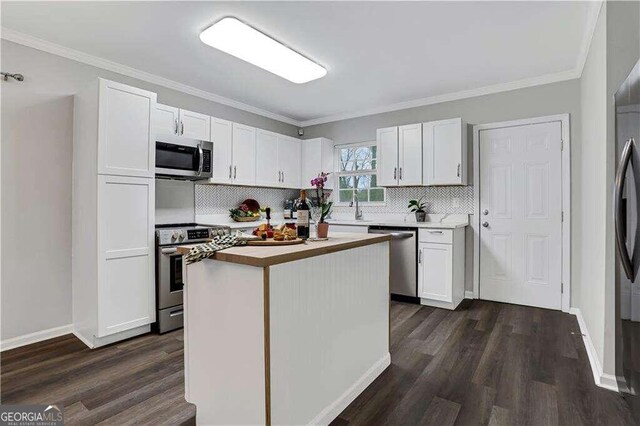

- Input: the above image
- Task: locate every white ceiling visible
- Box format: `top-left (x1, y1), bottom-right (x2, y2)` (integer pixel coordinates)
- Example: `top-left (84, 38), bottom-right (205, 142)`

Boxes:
top-left (1, 1), bottom-right (599, 126)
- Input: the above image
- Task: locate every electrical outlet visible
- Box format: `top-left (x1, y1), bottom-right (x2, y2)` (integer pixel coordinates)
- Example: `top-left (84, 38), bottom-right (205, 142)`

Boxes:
top-left (452, 197), bottom-right (460, 208)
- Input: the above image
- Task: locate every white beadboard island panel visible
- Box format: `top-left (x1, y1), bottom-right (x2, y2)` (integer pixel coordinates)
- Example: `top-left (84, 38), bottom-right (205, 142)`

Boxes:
top-left (269, 243), bottom-right (390, 425)
top-left (183, 260), bottom-right (267, 425)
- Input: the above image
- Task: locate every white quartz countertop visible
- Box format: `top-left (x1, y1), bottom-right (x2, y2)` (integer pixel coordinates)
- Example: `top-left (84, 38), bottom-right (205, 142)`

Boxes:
top-left (324, 219), bottom-right (468, 229)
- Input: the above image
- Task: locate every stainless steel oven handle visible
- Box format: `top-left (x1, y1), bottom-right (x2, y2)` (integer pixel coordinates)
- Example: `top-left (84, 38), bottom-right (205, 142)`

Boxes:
top-left (615, 137), bottom-right (635, 281)
top-left (161, 247), bottom-right (178, 254)
top-left (197, 144), bottom-right (203, 176)
top-left (369, 230), bottom-right (414, 239)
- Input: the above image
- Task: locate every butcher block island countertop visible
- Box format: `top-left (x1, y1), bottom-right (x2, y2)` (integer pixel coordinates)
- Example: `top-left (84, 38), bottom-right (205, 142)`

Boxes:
top-left (176, 232), bottom-right (391, 267)
top-left (180, 232), bottom-right (392, 425)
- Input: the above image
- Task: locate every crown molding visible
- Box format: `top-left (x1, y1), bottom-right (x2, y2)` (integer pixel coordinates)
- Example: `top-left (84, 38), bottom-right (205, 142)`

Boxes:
top-left (0, 27), bottom-right (302, 127)
top-left (299, 68), bottom-right (580, 127)
top-left (574, 0), bottom-right (604, 79)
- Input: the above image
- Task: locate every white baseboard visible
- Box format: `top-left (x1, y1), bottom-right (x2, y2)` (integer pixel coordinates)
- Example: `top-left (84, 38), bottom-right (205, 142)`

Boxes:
top-left (309, 352), bottom-right (391, 425)
top-left (465, 291), bottom-right (475, 299)
top-left (1, 324), bottom-right (73, 351)
top-left (569, 308), bottom-right (619, 392)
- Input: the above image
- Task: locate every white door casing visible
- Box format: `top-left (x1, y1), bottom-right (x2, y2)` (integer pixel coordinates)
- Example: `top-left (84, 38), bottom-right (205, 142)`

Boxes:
top-left (476, 117), bottom-right (567, 311)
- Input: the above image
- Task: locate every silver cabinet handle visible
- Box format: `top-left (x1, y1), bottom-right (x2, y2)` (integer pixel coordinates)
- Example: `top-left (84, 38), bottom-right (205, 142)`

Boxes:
top-left (394, 167), bottom-right (397, 180)
top-left (180, 121), bottom-right (184, 135)
top-left (418, 249), bottom-right (423, 264)
top-left (197, 144), bottom-right (203, 176)
top-left (233, 165), bottom-right (237, 179)
top-left (482, 222), bottom-right (489, 228)
top-left (457, 163), bottom-right (461, 177)
top-left (428, 230), bottom-right (443, 234)
top-left (229, 165), bottom-right (232, 179)
top-left (169, 309), bottom-right (184, 317)
top-left (399, 167), bottom-right (403, 180)
top-left (615, 138), bottom-right (635, 280)
top-left (282, 171), bottom-right (285, 182)
top-left (174, 118), bottom-right (179, 135)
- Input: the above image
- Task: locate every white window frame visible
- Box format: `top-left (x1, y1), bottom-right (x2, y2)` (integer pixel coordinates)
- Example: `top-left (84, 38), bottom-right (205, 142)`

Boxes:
top-left (333, 141), bottom-right (386, 207)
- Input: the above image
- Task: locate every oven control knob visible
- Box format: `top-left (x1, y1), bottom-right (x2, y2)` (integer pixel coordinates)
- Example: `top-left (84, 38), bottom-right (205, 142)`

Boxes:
top-left (179, 231), bottom-right (187, 241)
top-left (170, 232), bottom-right (178, 241)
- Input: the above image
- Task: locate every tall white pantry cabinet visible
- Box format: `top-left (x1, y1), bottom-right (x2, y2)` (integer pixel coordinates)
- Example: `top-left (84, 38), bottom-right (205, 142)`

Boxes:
top-left (72, 79), bottom-right (156, 348)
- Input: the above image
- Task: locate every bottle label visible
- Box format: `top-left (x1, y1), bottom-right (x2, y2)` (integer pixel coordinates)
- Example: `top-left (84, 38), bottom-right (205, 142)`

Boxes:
top-left (297, 210), bottom-right (309, 226)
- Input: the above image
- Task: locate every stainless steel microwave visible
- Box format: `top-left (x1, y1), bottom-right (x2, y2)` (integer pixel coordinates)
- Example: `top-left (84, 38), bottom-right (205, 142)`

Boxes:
top-left (155, 135), bottom-right (213, 180)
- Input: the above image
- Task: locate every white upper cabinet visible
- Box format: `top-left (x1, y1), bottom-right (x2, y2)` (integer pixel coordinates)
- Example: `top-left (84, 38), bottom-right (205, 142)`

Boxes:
top-left (98, 79), bottom-right (156, 178)
top-left (179, 109), bottom-right (211, 141)
top-left (398, 123), bottom-right (423, 185)
top-left (377, 126), bottom-right (399, 186)
top-left (155, 103), bottom-right (180, 137)
top-left (256, 129), bottom-right (280, 187)
top-left (210, 117), bottom-right (233, 184)
top-left (154, 104), bottom-right (210, 141)
top-left (423, 118), bottom-right (467, 186)
top-left (377, 124), bottom-right (422, 186)
top-left (301, 137), bottom-right (334, 188)
top-left (231, 123), bottom-right (256, 185)
top-left (278, 135), bottom-right (301, 188)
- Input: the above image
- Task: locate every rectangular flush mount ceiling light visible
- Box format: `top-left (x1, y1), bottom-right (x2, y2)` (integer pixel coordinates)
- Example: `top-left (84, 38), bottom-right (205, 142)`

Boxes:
top-left (200, 17), bottom-right (327, 84)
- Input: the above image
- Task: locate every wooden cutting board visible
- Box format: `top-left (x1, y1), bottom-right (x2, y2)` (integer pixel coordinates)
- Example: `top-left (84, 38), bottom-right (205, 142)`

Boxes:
top-left (246, 238), bottom-right (305, 246)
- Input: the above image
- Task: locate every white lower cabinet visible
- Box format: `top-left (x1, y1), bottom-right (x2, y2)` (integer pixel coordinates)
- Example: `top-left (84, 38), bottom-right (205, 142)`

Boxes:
top-left (418, 228), bottom-right (465, 310)
top-left (97, 176), bottom-right (155, 337)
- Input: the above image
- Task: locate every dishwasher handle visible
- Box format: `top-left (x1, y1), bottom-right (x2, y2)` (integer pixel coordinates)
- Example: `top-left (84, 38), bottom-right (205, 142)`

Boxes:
top-left (368, 230), bottom-right (415, 240)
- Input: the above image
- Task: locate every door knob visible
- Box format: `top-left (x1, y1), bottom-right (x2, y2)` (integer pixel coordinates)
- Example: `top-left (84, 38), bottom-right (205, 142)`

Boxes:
top-left (482, 222), bottom-right (489, 228)
top-left (482, 209), bottom-right (489, 215)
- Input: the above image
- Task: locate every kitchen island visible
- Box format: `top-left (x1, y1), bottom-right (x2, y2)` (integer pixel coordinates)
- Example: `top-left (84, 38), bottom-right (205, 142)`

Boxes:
top-left (177, 233), bottom-right (391, 425)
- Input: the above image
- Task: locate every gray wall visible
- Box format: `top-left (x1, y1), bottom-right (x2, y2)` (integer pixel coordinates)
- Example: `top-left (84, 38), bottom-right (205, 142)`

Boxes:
top-left (304, 77), bottom-right (582, 299)
top-left (1, 40), bottom-right (298, 341)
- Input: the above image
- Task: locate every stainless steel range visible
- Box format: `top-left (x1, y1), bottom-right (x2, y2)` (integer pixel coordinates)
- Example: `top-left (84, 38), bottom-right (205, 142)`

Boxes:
top-left (155, 223), bottom-right (230, 333)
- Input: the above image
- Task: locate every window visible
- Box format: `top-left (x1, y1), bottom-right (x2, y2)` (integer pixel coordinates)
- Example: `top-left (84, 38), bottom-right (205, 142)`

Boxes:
top-left (335, 142), bottom-right (385, 204)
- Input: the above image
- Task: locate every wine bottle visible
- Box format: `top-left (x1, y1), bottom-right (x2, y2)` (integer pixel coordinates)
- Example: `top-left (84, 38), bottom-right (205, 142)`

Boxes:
top-left (296, 190), bottom-right (310, 239)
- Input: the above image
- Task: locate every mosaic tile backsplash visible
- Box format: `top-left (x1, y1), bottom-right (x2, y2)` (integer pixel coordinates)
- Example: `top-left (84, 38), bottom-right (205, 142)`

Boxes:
top-left (195, 184), bottom-right (473, 215)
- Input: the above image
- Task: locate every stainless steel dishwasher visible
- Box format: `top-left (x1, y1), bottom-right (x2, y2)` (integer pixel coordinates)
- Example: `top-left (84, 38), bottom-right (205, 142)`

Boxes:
top-left (368, 226), bottom-right (419, 302)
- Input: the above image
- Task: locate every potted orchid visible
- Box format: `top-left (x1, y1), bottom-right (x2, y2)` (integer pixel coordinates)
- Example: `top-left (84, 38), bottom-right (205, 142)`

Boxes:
top-left (311, 172), bottom-right (333, 238)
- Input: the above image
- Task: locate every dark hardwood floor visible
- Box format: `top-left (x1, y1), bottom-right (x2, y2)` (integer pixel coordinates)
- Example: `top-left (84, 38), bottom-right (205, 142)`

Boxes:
top-left (1, 300), bottom-right (633, 425)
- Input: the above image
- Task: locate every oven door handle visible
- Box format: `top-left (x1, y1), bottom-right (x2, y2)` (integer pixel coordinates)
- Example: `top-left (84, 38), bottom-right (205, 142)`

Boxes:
top-left (161, 247), bottom-right (178, 254)
top-left (197, 144), bottom-right (204, 177)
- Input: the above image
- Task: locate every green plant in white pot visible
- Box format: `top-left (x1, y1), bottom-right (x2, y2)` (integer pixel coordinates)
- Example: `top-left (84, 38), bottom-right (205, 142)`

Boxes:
top-left (408, 196), bottom-right (427, 222)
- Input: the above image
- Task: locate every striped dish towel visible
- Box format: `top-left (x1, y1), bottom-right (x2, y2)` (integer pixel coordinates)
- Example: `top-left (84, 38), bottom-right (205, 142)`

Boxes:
top-left (185, 234), bottom-right (246, 265)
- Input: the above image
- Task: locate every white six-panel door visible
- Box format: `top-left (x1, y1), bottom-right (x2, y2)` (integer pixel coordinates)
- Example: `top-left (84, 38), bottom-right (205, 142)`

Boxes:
top-left (479, 121), bottom-right (562, 310)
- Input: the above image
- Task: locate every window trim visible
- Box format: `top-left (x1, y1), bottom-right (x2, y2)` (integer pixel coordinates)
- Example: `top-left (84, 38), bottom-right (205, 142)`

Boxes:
top-left (333, 141), bottom-right (386, 207)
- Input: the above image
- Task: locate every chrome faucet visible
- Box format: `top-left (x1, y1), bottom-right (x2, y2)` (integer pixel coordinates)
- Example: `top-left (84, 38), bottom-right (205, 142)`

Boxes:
top-left (350, 193), bottom-right (364, 220)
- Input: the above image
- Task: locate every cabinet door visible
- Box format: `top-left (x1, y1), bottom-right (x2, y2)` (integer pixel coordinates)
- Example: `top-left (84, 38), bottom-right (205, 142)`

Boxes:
top-left (155, 103), bottom-right (179, 136)
top-left (210, 118), bottom-right (233, 183)
top-left (321, 138), bottom-right (335, 189)
top-left (256, 129), bottom-right (280, 187)
top-left (423, 118), bottom-right (465, 185)
top-left (98, 79), bottom-right (156, 178)
top-left (418, 242), bottom-right (453, 302)
top-left (377, 127), bottom-right (399, 186)
top-left (398, 123), bottom-right (423, 185)
top-left (279, 135), bottom-right (301, 188)
top-left (97, 175), bottom-right (155, 337)
top-left (179, 109), bottom-right (211, 141)
top-left (232, 123), bottom-right (256, 185)
top-left (301, 138), bottom-right (322, 188)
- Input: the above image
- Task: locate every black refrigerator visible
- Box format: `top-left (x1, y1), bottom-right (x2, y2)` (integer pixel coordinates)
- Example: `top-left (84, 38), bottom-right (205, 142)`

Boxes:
top-left (614, 58), bottom-right (640, 423)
